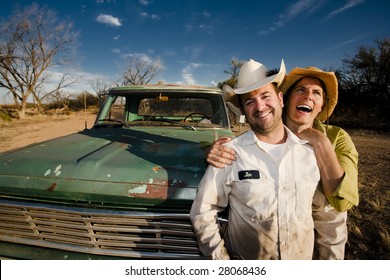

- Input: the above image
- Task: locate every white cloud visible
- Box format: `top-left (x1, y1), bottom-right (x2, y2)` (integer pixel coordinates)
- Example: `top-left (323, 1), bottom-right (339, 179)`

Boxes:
top-left (122, 53), bottom-right (153, 64)
top-left (139, 12), bottom-right (160, 20)
top-left (139, 0), bottom-right (150, 6)
top-left (324, 0), bottom-right (365, 22)
top-left (259, 0), bottom-right (321, 36)
top-left (210, 80), bottom-right (218, 87)
top-left (96, 14), bottom-right (122, 27)
top-left (182, 73), bottom-right (195, 85)
top-left (199, 24), bottom-right (213, 34)
top-left (182, 46), bottom-right (204, 61)
top-left (43, 68), bottom-right (93, 94)
top-left (201, 11), bottom-right (211, 18)
top-left (119, 52), bottom-right (164, 70)
top-left (182, 63), bottom-right (201, 85)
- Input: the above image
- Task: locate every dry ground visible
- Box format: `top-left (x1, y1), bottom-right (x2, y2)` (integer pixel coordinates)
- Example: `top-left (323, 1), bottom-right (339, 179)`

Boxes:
top-left (0, 111), bottom-right (96, 153)
top-left (345, 130), bottom-right (390, 259)
top-left (0, 113), bottom-right (389, 259)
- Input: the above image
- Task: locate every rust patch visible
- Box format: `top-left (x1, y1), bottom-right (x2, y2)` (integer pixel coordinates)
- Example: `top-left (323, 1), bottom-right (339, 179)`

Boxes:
top-left (127, 178), bottom-right (168, 199)
top-left (145, 184), bottom-right (168, 199)
top-left (48, 183), bottom-right (57, 192)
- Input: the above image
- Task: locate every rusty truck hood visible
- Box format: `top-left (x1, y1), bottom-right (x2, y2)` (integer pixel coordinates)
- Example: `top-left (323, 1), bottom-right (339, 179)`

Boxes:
top-left (0, 126), bottom-right (233, 209)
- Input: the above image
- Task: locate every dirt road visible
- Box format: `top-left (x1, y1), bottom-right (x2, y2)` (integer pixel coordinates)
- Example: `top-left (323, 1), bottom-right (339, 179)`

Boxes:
top-left (0, 111), bottom-right (96, 153)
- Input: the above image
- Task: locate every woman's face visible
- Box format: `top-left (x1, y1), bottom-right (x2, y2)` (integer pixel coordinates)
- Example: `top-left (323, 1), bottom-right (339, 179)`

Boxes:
top-left (285, 77), bottom-right (325, 127)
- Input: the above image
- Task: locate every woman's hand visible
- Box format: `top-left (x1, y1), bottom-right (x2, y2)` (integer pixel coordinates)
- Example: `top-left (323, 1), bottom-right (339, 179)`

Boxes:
top-left (205, 137), bottom-right (236, 168)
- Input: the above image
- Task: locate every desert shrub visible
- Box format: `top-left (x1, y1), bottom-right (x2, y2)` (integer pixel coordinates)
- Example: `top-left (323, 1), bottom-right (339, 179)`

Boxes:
top-left (44, 92), bottom-right (99, 112)
top-left (0, 111), bottom-right (13, 121)
top-left (68, 92), bottom-right (99, 110)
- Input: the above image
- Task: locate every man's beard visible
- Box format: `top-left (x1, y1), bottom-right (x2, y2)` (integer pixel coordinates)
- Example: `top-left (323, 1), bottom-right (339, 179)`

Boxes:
top-left (248, 109), bottom-right (283, 136)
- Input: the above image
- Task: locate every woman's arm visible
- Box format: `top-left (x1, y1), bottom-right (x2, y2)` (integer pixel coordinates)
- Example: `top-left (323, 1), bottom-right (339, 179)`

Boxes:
top-left (296, 128), bottom-right (344, 197)
top-left (297, 127), bottom-right (359, 211)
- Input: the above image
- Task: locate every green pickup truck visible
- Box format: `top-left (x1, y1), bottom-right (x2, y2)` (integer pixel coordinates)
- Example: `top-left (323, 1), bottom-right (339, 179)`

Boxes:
top-left (0, 85), bottom-right (234, 260)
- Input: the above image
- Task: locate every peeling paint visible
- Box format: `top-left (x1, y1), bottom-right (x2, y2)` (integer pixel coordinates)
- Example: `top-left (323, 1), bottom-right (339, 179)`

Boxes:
top-left (149, 178), bottom-right (153, 184)
top-left (128, 185), bottom-right (147, 194)
top-left (54, 165), bottom-right (62, 173)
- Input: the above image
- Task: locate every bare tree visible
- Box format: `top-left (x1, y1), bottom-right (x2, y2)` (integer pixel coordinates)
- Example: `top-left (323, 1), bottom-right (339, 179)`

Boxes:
top-left (35, 73), bottom-right (81, 112)
top-left (341, 37), bottom-right (390, 103)
top-left (122, 55), bottom-right (162, 85)
top-left (0, 3), bottom-right (78, 118)
top-left (89, 76), bottom-right (112, 107)
top-left (45, 89), bottom-right (73, 111)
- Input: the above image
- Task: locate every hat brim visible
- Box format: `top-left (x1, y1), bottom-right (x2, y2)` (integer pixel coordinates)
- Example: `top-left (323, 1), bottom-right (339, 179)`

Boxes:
top-left (223, 59), bottom-right (286, 108)
top-left (280, 67), bottom-right (338, 122)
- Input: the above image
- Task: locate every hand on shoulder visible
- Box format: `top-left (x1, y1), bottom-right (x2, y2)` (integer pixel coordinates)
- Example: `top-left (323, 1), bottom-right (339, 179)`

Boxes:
top-left (206, 137), bottom-right (236, 168)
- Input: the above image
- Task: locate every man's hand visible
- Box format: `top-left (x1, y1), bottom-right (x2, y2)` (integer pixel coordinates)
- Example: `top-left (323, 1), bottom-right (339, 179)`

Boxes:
top-left (205, 137), bottom-right (236, 168)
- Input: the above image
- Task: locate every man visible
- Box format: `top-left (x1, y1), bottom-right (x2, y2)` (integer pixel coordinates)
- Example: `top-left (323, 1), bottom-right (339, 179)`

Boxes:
top-left (190, 59), bottom-right (321, 260)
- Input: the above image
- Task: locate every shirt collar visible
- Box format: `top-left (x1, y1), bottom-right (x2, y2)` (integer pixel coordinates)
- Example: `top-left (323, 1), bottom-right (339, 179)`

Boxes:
top-left (313, 118), bottom-right (327, 134)
top-left (240, 125), bottom-right (308, 146)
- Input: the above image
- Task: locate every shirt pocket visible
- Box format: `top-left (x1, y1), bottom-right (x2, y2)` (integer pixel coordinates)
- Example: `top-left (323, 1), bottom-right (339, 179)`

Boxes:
top-left (231, 179), bottom-right (275, 220)
top-left (295, 181), bottom-right (317, 222)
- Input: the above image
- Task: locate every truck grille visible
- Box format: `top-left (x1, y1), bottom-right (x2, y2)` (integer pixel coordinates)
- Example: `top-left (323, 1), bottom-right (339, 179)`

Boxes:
top-left (0, 199), bottom-right (206, 259)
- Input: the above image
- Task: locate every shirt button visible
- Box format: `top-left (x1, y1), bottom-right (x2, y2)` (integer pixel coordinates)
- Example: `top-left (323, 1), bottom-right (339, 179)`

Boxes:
top-left (281, 212), bottom-right (285, 217)
top-left (281, 241), bottom-right (286, 246)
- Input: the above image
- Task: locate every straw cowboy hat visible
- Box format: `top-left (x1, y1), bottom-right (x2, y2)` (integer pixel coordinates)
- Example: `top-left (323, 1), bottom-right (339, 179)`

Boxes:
top-left (280, 67), bottom-right (338, 122)
top-left (222, 59), bottom-right (286, 109)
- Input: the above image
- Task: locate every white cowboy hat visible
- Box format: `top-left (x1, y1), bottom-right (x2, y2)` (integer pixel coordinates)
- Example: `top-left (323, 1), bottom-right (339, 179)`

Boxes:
top-left (222, 59), bottom-right (286, 108)
top-left (280, 67), bottom-right (338, 122)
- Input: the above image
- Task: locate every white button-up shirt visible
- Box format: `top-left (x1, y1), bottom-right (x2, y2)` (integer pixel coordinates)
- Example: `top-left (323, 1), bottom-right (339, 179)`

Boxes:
top-left (190, 127), bottom-right (320, 260)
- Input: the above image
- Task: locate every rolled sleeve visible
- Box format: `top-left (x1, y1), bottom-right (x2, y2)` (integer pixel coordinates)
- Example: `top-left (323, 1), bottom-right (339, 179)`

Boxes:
top-left (327, 170), bottom-right (359, 211)
top-left (325, 125), bottom-right (359, 212)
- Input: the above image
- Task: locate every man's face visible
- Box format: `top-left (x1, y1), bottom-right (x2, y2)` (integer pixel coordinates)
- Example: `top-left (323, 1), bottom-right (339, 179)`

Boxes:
top-left (241, 83), bottom-right (284, 135)
top-left (286, 77), bottom-right (324, 127)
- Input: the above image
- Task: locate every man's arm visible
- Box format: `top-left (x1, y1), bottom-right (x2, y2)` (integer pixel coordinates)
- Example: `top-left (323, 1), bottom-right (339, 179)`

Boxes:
top-left (190, 166), bottom-right (231, 259)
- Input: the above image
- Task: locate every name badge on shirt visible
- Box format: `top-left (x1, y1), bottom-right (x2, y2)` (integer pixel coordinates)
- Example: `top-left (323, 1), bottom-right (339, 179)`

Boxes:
top-left (238, 170), bottom-right (260, 180)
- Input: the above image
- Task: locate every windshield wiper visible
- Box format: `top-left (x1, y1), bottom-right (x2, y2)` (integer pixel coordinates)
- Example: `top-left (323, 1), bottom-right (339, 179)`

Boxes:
top-left (150, 117), bottom-right (196, 131)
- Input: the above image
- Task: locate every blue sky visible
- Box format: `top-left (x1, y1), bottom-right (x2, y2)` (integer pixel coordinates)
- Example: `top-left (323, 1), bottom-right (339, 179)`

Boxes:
top-left (1, 0), bottom-right (389, 94)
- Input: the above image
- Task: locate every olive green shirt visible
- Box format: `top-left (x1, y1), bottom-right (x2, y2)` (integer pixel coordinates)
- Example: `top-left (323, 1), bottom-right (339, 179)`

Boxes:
top-left (313, 119), bottom-right (359, 211)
